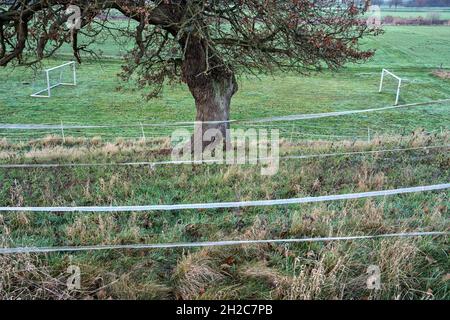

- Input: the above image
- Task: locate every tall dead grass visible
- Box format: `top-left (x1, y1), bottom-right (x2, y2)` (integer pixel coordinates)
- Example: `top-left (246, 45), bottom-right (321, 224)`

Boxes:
top-left (173, 249), bottom-right (226, 300)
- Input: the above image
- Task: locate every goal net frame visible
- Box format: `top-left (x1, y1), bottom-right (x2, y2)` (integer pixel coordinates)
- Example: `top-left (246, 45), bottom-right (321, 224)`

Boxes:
top-left (379, 69), bottom-right (402, 106)
top-left (31, 61), bottom-right (77, 98)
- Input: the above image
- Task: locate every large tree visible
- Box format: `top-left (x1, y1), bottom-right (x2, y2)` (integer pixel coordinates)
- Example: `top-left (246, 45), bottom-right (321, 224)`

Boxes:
top-left (0, 0), bottom-right (379, 147)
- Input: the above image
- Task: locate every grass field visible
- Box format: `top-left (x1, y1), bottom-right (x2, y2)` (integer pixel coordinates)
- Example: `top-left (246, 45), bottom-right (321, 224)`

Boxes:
top-left (0, 22), bottom-right (449, 300)
top-left (379, 7), bottom-right (450, 19)
top-left (0, 26), bottom-right (450, 142)
top-left (0, 133), bottom-right (448, 299)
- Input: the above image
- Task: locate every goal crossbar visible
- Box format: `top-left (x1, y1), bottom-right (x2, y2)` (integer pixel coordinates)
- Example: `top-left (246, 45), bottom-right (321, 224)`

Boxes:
top-left (31, 61), bottom-right (77, 98)
top-left (379, 69), bottom-right (402, 106)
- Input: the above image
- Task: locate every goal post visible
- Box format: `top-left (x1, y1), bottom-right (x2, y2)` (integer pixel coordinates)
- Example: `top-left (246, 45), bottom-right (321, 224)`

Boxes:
top-left (379, 69), bottom-right (402, 106)
top-left (31, 61), bottom-right (77, 98)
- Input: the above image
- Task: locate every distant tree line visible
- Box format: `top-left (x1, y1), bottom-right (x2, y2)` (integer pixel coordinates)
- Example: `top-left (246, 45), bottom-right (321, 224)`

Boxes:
top-left (370, 0), bottom-right (404, 9)
top-left (389, 0), bottom-right (403, 9)
top-left (405, 0), bottom-right (450, 7)
top-left (370, 0), bottom-right (449, 7)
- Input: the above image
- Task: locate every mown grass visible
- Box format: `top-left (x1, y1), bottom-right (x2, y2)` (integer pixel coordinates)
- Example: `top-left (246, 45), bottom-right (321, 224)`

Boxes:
top-left (0, 132), bottom-right (448, 299)
top-left (378, 7), bottom-right (450, 19)
top-left (0, 26), bottom-right (449, 142)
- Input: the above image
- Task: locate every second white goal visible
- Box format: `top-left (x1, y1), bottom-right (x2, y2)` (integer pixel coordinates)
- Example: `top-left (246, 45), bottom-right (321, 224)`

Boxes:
top-left (379, 69), bottom-right (402, 106)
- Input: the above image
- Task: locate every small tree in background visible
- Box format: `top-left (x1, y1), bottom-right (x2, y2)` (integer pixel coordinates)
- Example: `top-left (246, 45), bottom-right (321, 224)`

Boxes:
top-left (0, 0), bottom-right (380, 147)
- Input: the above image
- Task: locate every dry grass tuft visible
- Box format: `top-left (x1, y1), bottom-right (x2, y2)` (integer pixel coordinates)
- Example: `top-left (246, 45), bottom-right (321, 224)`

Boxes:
top-left (223, 165), bottom-right (252, 183)
top-left (173, 249), bottom-right (225, 300)
top-left (357, 200), bottom-right (388, 233)
top-left (290, 206), bottom-right (332, 237)
top-left (355, 162), bottom-right (386, 191)
top-left (286, 246), bottom-right (347, 300)
top-left (0, 138), bottom-right (9, 148)
top-left (239, 261), bottom-right (290, 298)
top-left (242, 216), bottom-right (270, 240)
top-left (0, 254), bottom-right (74, 300)
top-left (108, 274), bottom-right (171, 300)
top-left (375, 239), bottom-right (420, 297)
top-left (66, 215), bottom-right (118, 244)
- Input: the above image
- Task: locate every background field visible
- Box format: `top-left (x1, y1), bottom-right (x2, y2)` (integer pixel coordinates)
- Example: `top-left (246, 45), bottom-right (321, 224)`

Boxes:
top-left (379, 7), bottom-right (450, 19)
top-left (0, 14), bottom-right (449, 300)
top-left (1, 25), bottom-right (450, 142)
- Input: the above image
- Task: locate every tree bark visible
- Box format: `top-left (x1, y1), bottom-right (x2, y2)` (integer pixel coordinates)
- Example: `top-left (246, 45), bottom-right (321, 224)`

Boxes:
top-left (181, 36), bottom-right (238, 153)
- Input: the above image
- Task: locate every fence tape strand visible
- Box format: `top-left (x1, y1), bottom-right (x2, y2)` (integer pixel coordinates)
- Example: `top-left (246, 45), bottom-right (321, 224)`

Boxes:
top-left (0, 145), bottom-right (447, 169)
top-left (1, 99), bottom-right (449, 130)
top-left (1, 231), bottom-right (447, 255)
top-left (0, 183), bottom-right (448, 213)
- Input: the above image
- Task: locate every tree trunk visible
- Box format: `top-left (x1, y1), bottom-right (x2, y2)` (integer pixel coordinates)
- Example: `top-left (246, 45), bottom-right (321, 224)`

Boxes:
top-left (191, 74), bottom-right (237, 151)
top-left (181, 36), bottom-right (238, 154)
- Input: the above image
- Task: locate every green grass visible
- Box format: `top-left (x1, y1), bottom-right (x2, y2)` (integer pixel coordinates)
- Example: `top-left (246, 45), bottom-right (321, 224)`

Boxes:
top-left (1, 26), bottom-right (450, 142)
top-left (0, 24), bottom-right (449, 300)
top-left (0, 134), bottom-right (448, 299)
top-left (378, 7), bottom-right (450, 19)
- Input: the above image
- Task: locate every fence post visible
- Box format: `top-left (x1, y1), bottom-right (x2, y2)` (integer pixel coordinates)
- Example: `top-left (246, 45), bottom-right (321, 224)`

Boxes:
top-left (61, 120), bottom-right (65, 144)
top-left (378, 69), bottom-right (385, 93)
top-left (289, 123), bottom-right (295, 144)
top-left (395, 79), bottom-right (402, 106)
top-left (46, 70), bottom-right (51, 97)
top-left (140, 122), bottom-right (146, 142)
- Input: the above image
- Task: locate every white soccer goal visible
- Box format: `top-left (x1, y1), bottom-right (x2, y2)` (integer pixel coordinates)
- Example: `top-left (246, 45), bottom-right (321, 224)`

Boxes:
top-left (31, 61), bottom-right (77, 98)
top-left (379, 69), bottom-right (402, 106)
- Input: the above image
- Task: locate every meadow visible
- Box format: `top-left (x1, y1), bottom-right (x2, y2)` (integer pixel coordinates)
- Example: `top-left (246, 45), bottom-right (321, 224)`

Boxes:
top-left (0, 132), bottom-right (448, 299)
top-left (0, 20), bottom-right (449, 300)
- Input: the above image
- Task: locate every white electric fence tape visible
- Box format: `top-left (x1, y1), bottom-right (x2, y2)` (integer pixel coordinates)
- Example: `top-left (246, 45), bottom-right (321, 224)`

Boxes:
top-left (0, 231), bottom-right (447, 255)
top-left (0, 145), bottom-right (447, 169)
top-left (247, 99), bottom-right (450, 123)
top-left (0, 183), bottom-right (448, 213)
top-left (1, 99), bottom-right (449, 130)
